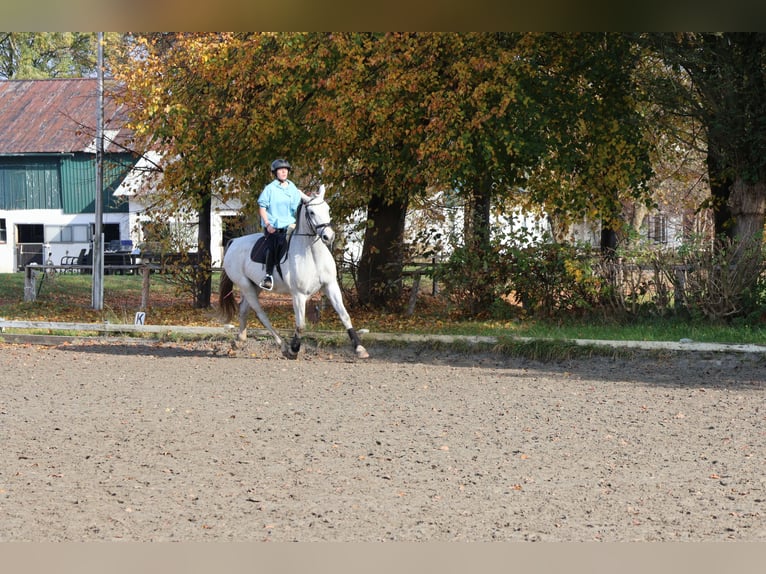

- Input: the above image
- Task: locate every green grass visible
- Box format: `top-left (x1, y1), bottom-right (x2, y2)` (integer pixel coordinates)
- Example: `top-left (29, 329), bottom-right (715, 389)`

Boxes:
top-left (391, 316), bottom-right (766, 345)
top-left (1, 270), bottom-right (766, 346)
top-left (0, 270), bottom-right (206, 325)
top-left (483, 317), bottom-right (766, 345)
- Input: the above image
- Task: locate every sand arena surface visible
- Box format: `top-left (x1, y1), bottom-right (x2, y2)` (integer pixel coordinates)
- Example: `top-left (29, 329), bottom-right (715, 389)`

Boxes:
top-left (0, 338), bottom-right (764, 541)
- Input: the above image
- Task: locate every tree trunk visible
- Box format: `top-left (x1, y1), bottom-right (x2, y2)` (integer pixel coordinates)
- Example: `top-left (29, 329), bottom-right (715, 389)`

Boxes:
top-left (462, 175), bottom-right (494, 315)
top-left (707, 144), bottom-right (735, 239)
top-left (194, 194), bottom-right (213, 309)
top-left (466, 175), bottom-right (492, 253)
top-left (600, 226), bottom-right (618, 259)
top-left (729, 178), bottom-right (766, 248)
top-left (628, 201), bottom-right (649, 247)
top-left (356, 191), bottom-right (408, 308)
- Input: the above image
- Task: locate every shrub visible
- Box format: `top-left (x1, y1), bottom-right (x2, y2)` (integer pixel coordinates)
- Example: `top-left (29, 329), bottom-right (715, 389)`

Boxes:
top-left (664, 236), bottom-right (766, 320)
top-left (509, 239), bottom-right (603, 318)
top-left (437, 241), bottom-right (514, 317)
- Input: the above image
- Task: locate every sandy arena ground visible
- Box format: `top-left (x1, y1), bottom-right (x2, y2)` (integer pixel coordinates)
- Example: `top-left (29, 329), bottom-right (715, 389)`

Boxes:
top-left (0, 337), bottom-right (764, 541)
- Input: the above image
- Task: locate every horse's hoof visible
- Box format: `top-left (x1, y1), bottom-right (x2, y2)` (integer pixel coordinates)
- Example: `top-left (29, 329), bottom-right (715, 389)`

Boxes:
top-left (281, 346), bottom-right (298, 360)
top-left (355, 345), bottom-right (370, 359)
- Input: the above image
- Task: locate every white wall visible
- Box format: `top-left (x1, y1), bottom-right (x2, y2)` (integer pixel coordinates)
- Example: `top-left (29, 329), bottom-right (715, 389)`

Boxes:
top-left (0, 209), bottom-right (133, 273)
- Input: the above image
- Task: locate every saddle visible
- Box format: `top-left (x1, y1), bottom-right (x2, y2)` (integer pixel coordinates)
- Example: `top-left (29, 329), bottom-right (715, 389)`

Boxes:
top-left (249, 236), bottom-right (270, 264)
top-left (250, 232), bottom-right (289, 277)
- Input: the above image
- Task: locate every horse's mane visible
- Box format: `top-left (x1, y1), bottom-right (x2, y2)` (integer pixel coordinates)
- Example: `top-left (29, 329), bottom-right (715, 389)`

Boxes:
top-left (283, 199), bottom-right (308, 263)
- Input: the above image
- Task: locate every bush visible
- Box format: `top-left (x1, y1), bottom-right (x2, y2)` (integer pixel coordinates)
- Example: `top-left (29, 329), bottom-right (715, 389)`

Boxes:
top-left (437, 242), bottom-right (514, 317)
top-left (435, 228), bottom-right (766, 325)
top-left (663, 236), bottom-right (766, 321)
top-left (509, 240), bottom-right (603, 317)
top-left (437, 226), bottom-right (602, 319)
top-left (593, 244), bottom-right (676, 319)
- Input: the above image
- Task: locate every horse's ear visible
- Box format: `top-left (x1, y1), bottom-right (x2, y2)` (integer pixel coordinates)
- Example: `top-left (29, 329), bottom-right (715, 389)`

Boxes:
top-left (300, 184), bottom-right (325, 203)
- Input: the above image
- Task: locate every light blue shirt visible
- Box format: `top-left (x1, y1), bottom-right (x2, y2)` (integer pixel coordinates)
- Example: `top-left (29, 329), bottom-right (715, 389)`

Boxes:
top-left (257, 179), bottom-right (302, 229)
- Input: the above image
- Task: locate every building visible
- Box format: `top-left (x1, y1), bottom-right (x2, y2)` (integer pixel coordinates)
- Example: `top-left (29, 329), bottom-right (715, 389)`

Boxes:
top-left (0, 78), bottom-right (145, 272)
top-left (0, 78), bottom-right (244, 273)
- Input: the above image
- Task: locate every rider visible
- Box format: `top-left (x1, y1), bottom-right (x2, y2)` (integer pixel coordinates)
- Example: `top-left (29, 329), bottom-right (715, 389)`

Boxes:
top-left (257, 158), bottom-right (302, 290)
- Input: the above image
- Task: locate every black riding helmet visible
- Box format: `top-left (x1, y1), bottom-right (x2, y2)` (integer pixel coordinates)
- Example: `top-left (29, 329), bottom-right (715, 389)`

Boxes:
top-left (270, 159), bottom-right (291, 174)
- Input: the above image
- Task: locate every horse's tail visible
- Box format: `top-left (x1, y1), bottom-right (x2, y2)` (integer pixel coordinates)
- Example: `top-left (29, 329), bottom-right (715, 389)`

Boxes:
top-left (218, 268), bottom-right (238, 322)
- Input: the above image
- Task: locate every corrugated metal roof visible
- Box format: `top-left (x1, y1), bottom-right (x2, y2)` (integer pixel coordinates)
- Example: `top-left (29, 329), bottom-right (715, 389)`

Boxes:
top-left (0, 78), bottom-right (132, 155)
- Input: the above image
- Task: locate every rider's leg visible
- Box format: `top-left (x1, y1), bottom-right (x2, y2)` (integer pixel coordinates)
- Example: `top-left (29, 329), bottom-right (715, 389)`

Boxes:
top-left (259, 236), bottom-right (274, 290)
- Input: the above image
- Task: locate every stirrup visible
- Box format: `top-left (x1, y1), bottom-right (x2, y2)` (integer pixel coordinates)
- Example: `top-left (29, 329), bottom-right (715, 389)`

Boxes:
top-left (259, 274), bottom-right (273, 291)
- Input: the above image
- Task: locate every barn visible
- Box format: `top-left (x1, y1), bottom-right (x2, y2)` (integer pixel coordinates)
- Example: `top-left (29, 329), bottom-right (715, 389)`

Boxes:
top-left (0, 78), bottom-right (148, 273)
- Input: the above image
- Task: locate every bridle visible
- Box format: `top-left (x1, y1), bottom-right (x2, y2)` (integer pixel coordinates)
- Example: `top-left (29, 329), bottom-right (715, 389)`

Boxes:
top-left (295, 196), bottom-right (333, 240)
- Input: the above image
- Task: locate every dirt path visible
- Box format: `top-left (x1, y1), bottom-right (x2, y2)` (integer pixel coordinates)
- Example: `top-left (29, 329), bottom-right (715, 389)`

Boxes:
top-left (0, 338), bottom-right (764, 541)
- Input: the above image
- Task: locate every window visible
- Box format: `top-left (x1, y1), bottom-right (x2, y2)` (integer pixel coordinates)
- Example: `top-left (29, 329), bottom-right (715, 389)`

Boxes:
top-left (647, 214), bottom-right (667, 244)
top-left (221, 214), bottom-right (247, 248)
top-left (45, 224), bottom-right (91, 243)
top-left (16, 223), bottom-right (44, 243)
top-left (103, 223), bottom-right (120, 243)
top-left (0, 218), bottom-right (6, 243)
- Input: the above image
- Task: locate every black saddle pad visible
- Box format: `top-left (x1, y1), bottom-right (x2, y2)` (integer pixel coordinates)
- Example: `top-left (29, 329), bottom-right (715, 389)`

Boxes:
top-left (250, 236), bottom-right (269, 263)
top-left (250, 233), bottom-right (288, 265)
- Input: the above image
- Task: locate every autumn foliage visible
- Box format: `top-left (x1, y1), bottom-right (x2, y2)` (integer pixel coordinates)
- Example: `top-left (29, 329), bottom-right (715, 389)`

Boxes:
top-left (108, 33), bottom-right (766, 316)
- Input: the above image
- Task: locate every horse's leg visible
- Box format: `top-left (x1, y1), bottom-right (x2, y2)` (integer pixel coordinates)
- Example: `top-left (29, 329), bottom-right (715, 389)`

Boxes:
top-left (236, 296), bottom-right (250, 342)
top-left (323, 281), bottom-right (370, 359)
top-left (286, 292), bottom-right (309, 359)
top-left (238, 280), bottom-right (288, 355)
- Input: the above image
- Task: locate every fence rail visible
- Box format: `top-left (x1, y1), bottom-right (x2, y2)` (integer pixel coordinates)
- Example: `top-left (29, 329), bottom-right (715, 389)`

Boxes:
top-left (0, 318), bottom-right (237, 336)
top-left (22, 263), bottom-right (225, 305)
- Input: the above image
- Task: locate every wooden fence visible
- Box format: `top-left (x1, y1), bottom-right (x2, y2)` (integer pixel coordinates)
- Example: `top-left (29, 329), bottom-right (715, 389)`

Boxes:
top-left (25, 263), bottom-right (155, 306)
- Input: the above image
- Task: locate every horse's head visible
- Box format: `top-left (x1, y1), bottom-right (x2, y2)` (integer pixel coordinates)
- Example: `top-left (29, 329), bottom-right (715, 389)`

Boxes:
top-left (299, 184), bottom-right (335, 247)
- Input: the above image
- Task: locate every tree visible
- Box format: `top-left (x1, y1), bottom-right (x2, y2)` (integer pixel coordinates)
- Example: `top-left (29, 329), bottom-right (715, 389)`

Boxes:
top-left (647, 33), bottom-right (766, 248)
top-left (414, 33), bottom-right (657, 310)
top-left (301, 33), bottom-right (442, 308)
top-left (113, 34), bottom-right (224, 307)
top-left (628, 49), bottom-right (711, 245)
top-left (513, 34), bottom-right (654, 251)
top-left (418, 34), bottom-right (531, 249)
top-left (0, 32), bottom-right (123, 80)
top-left (113, 33), bottom-right (319, 307)
top-left (121, 33), bottom-right (743, 314)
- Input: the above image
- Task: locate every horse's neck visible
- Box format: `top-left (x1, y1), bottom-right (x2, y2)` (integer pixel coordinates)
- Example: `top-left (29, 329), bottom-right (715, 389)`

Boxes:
top-left (291, 219), bottom-right (317, 253)
top-left (293, 219), bottom-right (332, 268)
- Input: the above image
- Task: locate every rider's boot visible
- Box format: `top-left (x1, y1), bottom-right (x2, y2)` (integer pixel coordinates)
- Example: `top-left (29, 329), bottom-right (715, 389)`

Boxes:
top-left (259, 249), bottom-right (274, 291)
top-left (259, 273), bottom-right (273, 291)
